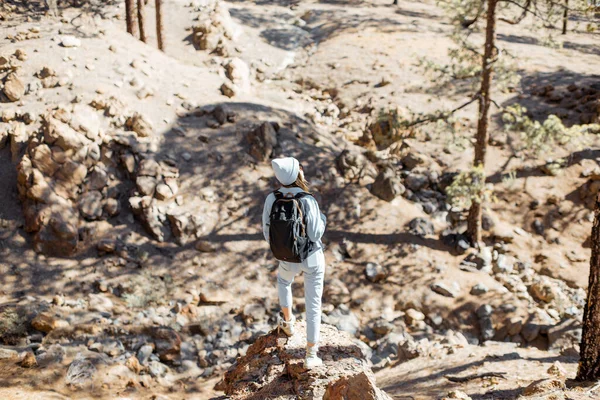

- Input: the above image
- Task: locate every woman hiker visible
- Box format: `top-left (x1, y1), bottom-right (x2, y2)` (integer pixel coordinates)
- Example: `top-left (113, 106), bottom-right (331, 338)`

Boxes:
top-left (262, 157), bottom-right (327, 369)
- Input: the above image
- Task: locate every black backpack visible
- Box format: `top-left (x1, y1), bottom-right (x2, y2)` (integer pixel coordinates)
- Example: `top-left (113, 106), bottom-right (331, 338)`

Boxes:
top-left (269, 190), bottom-right (314, 263)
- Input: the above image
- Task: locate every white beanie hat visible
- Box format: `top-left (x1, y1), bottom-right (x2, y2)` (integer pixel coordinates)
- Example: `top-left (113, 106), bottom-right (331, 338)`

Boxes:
top-left (272, 157), bottom-right (300, 186)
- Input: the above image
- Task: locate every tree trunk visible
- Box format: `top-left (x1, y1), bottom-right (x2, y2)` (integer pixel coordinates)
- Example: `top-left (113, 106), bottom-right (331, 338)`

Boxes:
top-left (137, 0), bottom-right (147, 43)
top-left (562, 0), bottom-right (568, 35)
top-left (156, 0), bottom-right (165, 51)
top-left (466, 0), bottom-right (497, 247)
top-left (125, 0), bottom-right (138, 37)
top-left (577, 193), bottom-right (600, 380)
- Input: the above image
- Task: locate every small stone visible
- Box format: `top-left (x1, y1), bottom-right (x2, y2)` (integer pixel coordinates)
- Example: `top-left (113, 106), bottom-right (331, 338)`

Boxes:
top-left (96, 280), bottom-right (108, 292)
top-left (60, 35), bottom-right (81, 48)
top-left (530, 278), bottom-right (558, 303)
top-left (20, 352), bottom-right (37, 368)
top-left (195, 240), bottom-right (216, 253)
top-left (79, 191), bottom-right (103, 220)
top-left (136, 176), bottom-right (157, 196)
top-left (3, 73), bottom-right (25, 102)
top-left (148, 360), bottom-right (168, 378)
top-left (155, 183), bottom-right (175, 200)
top-left (149, 327), bottom-right (181, 362)
top-left (431, 282), bottom-right (459, 298)
top-left (52, 295), bottom-right (65, 306)
top-left (547, 361), bottom-right (567, 377)
top-left (404, 173), bottom-right (429, 191)
top-left (220, 81), bottom-right (237, 98)
top-left (365, 262), bottom-right (387, 283)
top-left (404, 308), bottom-right (425, 325)
top-left (126, 113), bottom-right (153, 137)
top-left (97, 239), bottom-right (117, 253)
top-left (493, 254), bottom-right (516, 274)
top-left (125, 355), bottom-right (142, 374)
top-left (66, 356), bottom-right (96, 387)
top-left (446, 390), bottom-right (472, 400)
top-left (212, 105), bottom-right (227, 125)
top-left (14, 49), bottom-right (27, 61)
top-left (370, 318), bottom-right (394, 335)
top-left (506, 317), bottom-right (523, 336)
top-left (103, 198), bottom-right (120, 217)
top-left (32, 313), bottom-right (63, 333)
top-left (137, 344), bottom-right (153, 366)
top-left (407, 217), bottom-right (434, 237)
top-left (470, 283), bottom-right (489, 296)
top-left (532, 219), bottom-right (544, 235)
top-left (402, 152), bottom-right (428, 170)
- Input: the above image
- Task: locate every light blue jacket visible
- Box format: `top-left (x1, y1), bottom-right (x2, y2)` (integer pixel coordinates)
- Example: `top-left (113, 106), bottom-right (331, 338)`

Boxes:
top-left (262, 187), bottom-right (327, 253)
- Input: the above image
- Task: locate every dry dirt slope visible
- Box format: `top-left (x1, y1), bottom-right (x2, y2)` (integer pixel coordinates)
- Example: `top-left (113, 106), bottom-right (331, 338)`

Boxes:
top-left (0, 0), bottom-right (600, 399)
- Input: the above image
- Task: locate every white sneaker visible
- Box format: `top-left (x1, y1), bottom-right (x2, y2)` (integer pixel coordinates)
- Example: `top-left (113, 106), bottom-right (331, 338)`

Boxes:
top-left (277, 312), bottom-right (295, 337)
top-left (304, 346), bottom-right (323, 369)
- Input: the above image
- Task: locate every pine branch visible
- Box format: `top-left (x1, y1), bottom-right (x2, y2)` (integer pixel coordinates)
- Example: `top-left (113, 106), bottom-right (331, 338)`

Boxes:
top-left (498, 0), bottom-right (531, 24)
top-left (405, 93), bottom-right (481, 127)
top-left (461, 0), bottom-right (486, 28)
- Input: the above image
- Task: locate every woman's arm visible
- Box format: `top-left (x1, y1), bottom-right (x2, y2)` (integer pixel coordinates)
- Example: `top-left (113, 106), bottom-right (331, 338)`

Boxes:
top-left (262, 194), bottom-right (275, 242)
top-left (306, 197), bottom-right (326, 242)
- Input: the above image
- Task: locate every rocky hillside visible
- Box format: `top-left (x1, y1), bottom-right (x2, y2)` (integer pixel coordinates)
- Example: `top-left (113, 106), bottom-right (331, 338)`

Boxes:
top-left (1, 0), bottom-right (600, 399)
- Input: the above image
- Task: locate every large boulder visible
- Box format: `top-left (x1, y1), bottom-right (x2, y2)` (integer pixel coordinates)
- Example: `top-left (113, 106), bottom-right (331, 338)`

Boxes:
top-left (371, 167), bottom-right (405, 202)
top-left (3, 73), bottom-right (25, 102)
top-left (246, 122), bottom-right (277, 162)
top-left (215, 322), bottom-right (392, 400)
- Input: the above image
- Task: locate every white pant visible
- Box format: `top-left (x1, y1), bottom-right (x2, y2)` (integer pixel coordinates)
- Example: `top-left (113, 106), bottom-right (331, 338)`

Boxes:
top-left (277, 249), bottom-right (325, 344)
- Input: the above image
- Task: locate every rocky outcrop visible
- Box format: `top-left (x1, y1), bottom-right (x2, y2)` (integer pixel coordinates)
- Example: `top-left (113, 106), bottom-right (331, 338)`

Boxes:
top-left (15, 102), bottom-right (201, 255)
top-left (215, 322), bottom-right (392, 400)
top-left (192, 0), bottom-right (236, 55)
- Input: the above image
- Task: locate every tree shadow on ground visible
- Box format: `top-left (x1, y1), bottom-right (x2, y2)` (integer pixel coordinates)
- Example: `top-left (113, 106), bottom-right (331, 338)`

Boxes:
top-left (563, 41), bottom-right (600, 57)
top-left (487, 148), bottom-right (600, 186)
top-left (496, 69), bottom-right (600, 132)
top-left (382, 349), bottom-right (574, 399)
top-left (394, 7), bottom-right (444, 21)
top-left (229, 5), bottom-right (422, 51)
top-left (2, 0), bottom-right (119, 20)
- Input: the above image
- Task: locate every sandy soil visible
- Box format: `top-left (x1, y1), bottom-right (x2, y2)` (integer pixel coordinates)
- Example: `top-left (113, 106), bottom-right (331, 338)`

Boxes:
top-left (1, 0), bottom-right (599, 398)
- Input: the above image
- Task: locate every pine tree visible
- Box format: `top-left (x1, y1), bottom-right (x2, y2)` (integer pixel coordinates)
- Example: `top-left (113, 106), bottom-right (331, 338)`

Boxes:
top-left (562, 0), bottom-right (569, 34)
top-left (125, 0), bottom-right (138, 37)
top-left (577, 192), bottom-right (600, 381)
top-left (466, 0), bottom-right (498, 246)
top-left (137, 0), bottom-right (147, 43)
top-left (156, 0), bottom-right (165, 51)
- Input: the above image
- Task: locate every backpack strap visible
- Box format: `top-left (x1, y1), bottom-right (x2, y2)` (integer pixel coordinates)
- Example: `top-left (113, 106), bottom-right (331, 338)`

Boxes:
top-left (294, 192), bottom-right (314, 200)
top-left (294, 192), bottom-right (314, 239)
